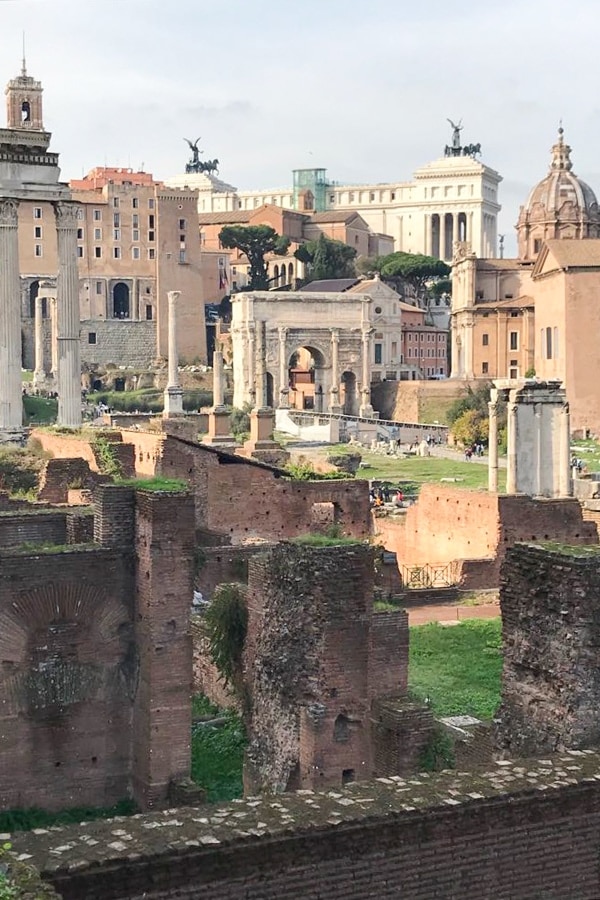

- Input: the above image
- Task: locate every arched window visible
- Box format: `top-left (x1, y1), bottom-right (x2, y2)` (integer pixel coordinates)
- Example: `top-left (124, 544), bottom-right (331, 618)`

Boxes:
top-left (273, 264), bottom-right (279, 286)
top-left (21, 100), bottom-right (31, 123)
top-left (288, 263), bottom-right (294, 284)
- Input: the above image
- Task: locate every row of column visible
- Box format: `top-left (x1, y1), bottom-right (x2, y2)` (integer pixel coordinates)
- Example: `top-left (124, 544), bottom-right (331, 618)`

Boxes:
top-left (0, 198), bottom-right (81, 430)
top-left (424, 211), bottom-right (474, 260)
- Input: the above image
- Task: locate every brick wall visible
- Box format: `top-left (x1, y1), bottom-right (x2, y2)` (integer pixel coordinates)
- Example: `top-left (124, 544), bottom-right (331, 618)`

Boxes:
top-left (191, 615), bottom-right (239, 710)
top-left (371, 697), bottom-right (435, 776)
top-left (156, 437), bottom-right (371, 541)
top-left (376, 485), bottom-right (597, 586)
top-left (496, 542), bottom-right (600, 756)
top-left (0, 548), bottom-right (135, 811)
top-left (14, 752), bottom-right (600, 900)
top-left (244, 543), bottom-right (409, 794)
top-left (79, 319), bottom-right (157, 369)
top-left (38, 458), bottom-right (110, 504)
top-left (0, 510), bottom-right (68, 548)
top-left (132, 489), bottom-right (195, 809)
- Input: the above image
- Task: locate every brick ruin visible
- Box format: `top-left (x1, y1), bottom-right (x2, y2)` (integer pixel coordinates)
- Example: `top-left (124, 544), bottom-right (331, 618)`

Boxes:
top-left (0, 483), bottom-right (195, 812)
top-left (496, 542), bottom-right (600, 757)
top-left (243, 542), bottom-right (432, 793)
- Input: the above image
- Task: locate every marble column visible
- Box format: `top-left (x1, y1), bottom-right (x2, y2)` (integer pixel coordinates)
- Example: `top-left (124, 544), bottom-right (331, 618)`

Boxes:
top-left (163, 290), bottom-right (183, 417)
top-left (33, 293), bottom-right (45, 387)
top-left (203, 348), bottom-right (235, 447)
top-left (278, 326), bottom-right (289, 408)
top-left (0, 199), bottom-right (23, 431)
top-left (49, 296), bottom-right (58, 381)
top-left (329, 328), bottom-right (341, 413)
top-left (247, 323), bottom-right (256, 407)
top-left (506, 400), bottom-right (518, 494)
top-left (55, 202), bottom-right (82, 427)
top-left (359, 329), bottom-right (374, 418)
top-left (488, 399), bottom-right (498, 492)
top-left (559, 401), bottom-right (572, 498)
top-left (254, 320), bottom-right (267, 409)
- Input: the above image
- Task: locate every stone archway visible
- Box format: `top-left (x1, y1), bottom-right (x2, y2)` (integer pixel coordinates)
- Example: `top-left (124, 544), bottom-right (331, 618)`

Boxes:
top-left (288, 345), bottom-right (326, 411)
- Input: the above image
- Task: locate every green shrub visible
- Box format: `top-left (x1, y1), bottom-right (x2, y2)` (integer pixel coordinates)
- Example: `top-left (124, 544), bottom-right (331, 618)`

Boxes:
top-left (418, 727), bottom-right (455, 772)
top-left (204, 584), bottom-right (248, 689)
top-left (229, 404), bottom-right (252, 438)
top-left (0, 448), bottom-right (45, 496)
top-left (92, 437), bottom-right (123, 479)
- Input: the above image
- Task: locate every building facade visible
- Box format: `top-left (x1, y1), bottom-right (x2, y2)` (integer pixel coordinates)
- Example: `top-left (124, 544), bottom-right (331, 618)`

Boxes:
top-left (166, 127), bottom-right (502, 262)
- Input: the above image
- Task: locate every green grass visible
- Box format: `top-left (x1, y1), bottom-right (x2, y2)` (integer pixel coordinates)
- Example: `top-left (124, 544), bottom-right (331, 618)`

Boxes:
top-left (116, 476), bottom-right (188, 492)
top-left (88, 388), bottom-right (212, 413)
top-left (23, 395), bottom-right (57, 424)
top-left (351, 450), bottom-right (506, 492)
top-left (409, 618), bottom-right (502, 719)
top-left (0, 799), bottom-right (137, 834)
top-left (291, 534), bottom-right (363, 547)
top-left (21, 370), bottom-right (34, 383)
top-left (191, 696), bottom-right (246, 802)
top-left (571, 438), bottom-right (600, 473)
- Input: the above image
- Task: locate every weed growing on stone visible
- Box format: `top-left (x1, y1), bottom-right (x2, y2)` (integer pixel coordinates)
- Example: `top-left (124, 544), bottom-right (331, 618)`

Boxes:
top-left (409, 618), bottom-right (502, 719)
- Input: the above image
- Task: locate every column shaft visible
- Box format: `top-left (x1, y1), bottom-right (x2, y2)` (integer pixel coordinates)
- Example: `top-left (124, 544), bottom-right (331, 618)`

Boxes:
top-left (50, 297), bottom-right (58, 379)
top-left (488, 400), bottom-right (498, 492)
top-left (559, 402), bottom-right (572, 497)
top-left (212, 349), bottom-right (225, 408)
top-left (0, 199), bottom-right (23, 430)
top-left (55, 202), bottom-right (82, 427)
top-left (163, 290), bottom-right (183, 417)
top-left (506, 401), bottom-right (518, 494)
top-left (329, 329), bottom-right (340, 412)
top-left (33, 294), bottom-right (45, 384)
top-left (255, 321), bottom-right (267, 408)
top-left (278, 327), bottom-right (289, 408)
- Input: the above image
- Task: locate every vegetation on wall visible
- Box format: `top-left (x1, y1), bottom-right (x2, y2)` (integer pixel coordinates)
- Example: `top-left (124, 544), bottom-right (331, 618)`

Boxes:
top-left (89, 388), bottom-right (213, 413)
top-left (92, 437), bottom-right (123, 479)
top-left (0, 446), bottom-right (47, 498)
top-left (204, 584), bottom-right (248, 693)
top-left (191, 695), bottom-right (246, 802)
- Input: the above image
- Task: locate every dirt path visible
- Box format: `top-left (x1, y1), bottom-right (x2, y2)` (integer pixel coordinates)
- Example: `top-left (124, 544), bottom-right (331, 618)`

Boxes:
top-left (408, 602), bottom-right (500, 626)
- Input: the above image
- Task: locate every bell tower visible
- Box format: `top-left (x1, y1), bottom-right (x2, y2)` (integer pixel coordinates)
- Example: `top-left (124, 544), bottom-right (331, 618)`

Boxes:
top-left (5, 54), bottom-right (44, 131)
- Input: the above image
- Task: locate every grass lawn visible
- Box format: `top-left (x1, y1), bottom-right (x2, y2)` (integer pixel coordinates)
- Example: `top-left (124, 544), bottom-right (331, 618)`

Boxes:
top-left (191, 695), bottom-right (246, 802)
top-left (571, 438), bottom-right (600, 473)
top-left (23, 395), bottom-right (57, 425)
top-left (338, 448), bottom-right (506, 492)
top-left (409, 618), bottom-right (502, 719)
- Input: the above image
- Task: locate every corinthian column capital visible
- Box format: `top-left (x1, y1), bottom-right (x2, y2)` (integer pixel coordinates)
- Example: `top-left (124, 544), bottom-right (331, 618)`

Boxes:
top-left (54, 201), bottom-right (80, 230)
top-left (0, 199), bottom-right (19, 226)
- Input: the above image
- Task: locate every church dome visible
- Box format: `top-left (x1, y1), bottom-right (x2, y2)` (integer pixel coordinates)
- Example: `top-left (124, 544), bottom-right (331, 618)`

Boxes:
top-left (517, 128), bottom-right (600, 259)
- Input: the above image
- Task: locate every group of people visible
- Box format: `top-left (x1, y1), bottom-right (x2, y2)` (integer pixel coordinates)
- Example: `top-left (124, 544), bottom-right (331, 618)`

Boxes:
top-left (464, 443), bottom-right (485, 461)
top-left (370, 485), bottom-right (405, 508)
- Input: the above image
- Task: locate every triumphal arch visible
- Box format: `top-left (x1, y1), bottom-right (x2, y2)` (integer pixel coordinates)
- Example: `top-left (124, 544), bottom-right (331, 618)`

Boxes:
top-left (0, 61), bottom-right (81, 436)
top-left (231, 291), bottom-right (374, 416)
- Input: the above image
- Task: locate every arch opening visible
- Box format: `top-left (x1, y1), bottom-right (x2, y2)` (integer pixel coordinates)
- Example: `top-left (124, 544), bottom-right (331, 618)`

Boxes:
top-left (113, 283), bottom-right (130, 319)
top-left (288, 345), bottom-right (326, 411)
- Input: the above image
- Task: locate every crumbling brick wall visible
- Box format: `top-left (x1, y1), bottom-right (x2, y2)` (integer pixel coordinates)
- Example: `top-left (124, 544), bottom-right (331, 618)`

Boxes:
top-left (244, 543), bottom-right (409, 793)
top-left (38, 458), bottom-right (109, 504)
top-left (496, 542), bottom-right (600, 756)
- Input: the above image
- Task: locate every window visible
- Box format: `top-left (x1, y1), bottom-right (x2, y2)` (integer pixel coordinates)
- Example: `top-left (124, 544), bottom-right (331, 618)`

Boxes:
top-left (510, 311), bottom-right (519, 318)
top-left (34, 244), bottom-right (42, 257)
top-left (510, 366), bottom-right (519, 379)
top-left (374, 343), bottom-right (383, 364)
top-left (179, 249), bottom-right (187, 264)
top-left (534, 238), bottom-right (542, 253)
top-left (113, 229), bottom-right (121, 241)
top-left (132, 197), bottom-right (139, 209)
top-left (93, 209), bottom-right (102, 222)
top-left (94, 247), bottom-right (102, 258)
top-left (148, 248), bottom-right (155, 260)
top-left (132, 229), bottom-right (139, 241)
top-left (95, 281), bottom-right (102, 294)
top-left (148, 230), bottom-right (155, 241)
top-left (148, 198), bottom-right (155, 209)
top-left (545, 326), bottom-right (552, 359)
top-left (113, 213), bottom-right (120, 227)
top-left (509, 331), bottom-right (519, 351)
top-left (391, 341), bottom-right (397, 359)
top-left (113, 197), bottom-right (120, 208)
top-left (77, 246), bottom-right (84, 258)
top-left (132, 214), bottom-right (139, 228)
top-left (145, 304), bottom-right (153, 321)
top-left (132, 247), bottom-right (140, 260)
top-left (113, 247), bottom-right (121, 259)
top-left (148, 214), bottom-right (155, 228)
top-left (34, 226), bottom-right (42, 239)
top-left (329, 193), bottom-right (335, 203)
top-left (504, 293), bottom-right (514, 300)
top-left (94, 228), bottom-right (102, 240)
top-left (179, 218), bottom-right (186, 230)
top-left (77, 227), bottom-right (84, 240)
top-left (180, 235), bottom-right (186, 244)
top-left (33, 207), bottom-right (42, 219)
top-left (482, 362), bottom-right (489, 374)
top-left (88, 332), bottom-right (97, 344)
top-left (420, 334), bottom-right (424, 342)
top-left (390, 192), bottom-right (396, 200)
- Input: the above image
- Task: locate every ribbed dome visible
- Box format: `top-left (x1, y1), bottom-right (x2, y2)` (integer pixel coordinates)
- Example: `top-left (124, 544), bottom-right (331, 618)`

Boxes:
top-left (517, 128), bottom-right (600, 259)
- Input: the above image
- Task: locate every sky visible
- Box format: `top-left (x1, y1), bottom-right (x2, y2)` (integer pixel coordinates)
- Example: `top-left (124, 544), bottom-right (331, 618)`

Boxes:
top-left (2, 0), bottom-right (600, 255)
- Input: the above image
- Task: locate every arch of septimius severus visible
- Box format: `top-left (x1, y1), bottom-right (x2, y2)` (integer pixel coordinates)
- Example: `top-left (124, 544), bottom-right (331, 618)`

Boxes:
top-left (0, 61), bottom-right (81, 437)
top-left (231, 291), bottom-right (375, 418)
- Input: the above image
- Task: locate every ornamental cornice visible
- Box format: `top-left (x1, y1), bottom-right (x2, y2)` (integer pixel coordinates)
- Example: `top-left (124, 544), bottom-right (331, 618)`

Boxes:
top-left (0, 198), bottom-right (19, 225)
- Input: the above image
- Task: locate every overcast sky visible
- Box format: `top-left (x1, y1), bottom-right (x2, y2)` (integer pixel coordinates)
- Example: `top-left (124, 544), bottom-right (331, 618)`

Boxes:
top-left (2, 0), bottom-right (599, 254)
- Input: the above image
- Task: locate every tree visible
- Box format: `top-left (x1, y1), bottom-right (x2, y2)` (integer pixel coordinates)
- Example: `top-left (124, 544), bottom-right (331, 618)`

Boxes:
top-left (295, 234), bottom-right (357, 281)
top-left (379, 252), bottom-right (450, 295)
top-left (219, 225), bottom-right (290, 291)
